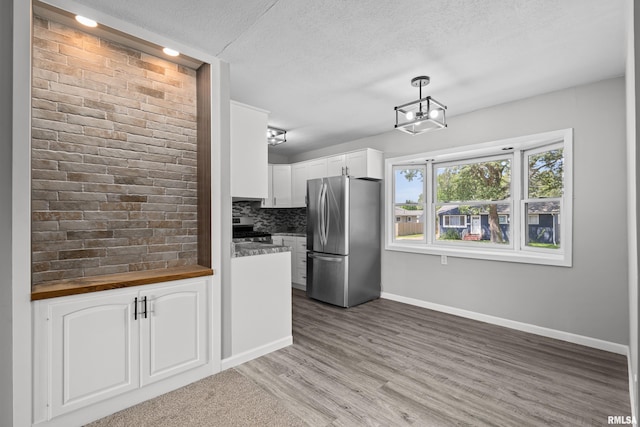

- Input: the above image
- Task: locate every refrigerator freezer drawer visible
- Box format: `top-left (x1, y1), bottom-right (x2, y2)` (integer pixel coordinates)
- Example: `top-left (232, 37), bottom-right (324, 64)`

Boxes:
top-left (306, 252), bottom-right (348, 307)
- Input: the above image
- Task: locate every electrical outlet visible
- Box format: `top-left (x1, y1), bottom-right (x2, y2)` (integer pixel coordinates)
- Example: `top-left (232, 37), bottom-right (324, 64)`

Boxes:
top-left (441, 255), bottom-right (447, 265)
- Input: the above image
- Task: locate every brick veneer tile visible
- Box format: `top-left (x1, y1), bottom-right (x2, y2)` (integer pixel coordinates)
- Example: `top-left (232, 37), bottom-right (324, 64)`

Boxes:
top-left (31, 16), bottom-right (199, 285)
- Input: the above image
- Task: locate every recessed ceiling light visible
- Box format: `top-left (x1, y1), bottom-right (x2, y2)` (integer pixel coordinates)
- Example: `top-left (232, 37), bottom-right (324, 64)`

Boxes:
top-left (75, 15), bottom-right (97, 27)
top-left (163, 47), bottom-right (180, 57)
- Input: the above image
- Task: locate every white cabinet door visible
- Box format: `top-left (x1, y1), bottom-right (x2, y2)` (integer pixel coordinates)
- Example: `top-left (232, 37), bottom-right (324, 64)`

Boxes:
top-left (327, 154), bottom-right (346, 177)
top-left (291, 162), bottom-right (308, 207)
top-left (140, 279), bottom-right (207, 386)
top-left (50, 291), bottom-right (140, 418)
top-left (231, 101), bottom-right (268, 199)
top-left (345, 150), bottom-right (367, 177)
top-left (261, 164), bottom-right (274, 208)
top-left (282, 237), bottom-right (296, 280)
top-left (307, 158), bottom-right (328, 180)
top-left (272, 164), bottom-right (292, 207)
top-left (293, 237), bottom-right (307, 286)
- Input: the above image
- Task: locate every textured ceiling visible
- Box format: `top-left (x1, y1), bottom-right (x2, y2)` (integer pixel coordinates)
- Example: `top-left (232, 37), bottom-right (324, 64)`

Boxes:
top-left (71, 0), bottom-right (626, 157)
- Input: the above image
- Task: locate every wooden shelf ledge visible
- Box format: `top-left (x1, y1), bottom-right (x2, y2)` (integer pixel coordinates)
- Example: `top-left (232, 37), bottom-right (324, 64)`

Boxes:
top-left (31, 265), bottom-right (214, 301)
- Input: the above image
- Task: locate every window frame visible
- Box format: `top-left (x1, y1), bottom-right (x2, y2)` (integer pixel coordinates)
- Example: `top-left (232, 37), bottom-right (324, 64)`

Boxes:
top-left (385, 128), bottom-right (573, 267)
top-left (392, 164), bottom-right (427, 244)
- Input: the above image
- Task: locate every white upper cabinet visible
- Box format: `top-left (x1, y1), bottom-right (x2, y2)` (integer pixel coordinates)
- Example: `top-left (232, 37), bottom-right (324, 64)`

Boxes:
top-left (272, 164), bottom-right (292, 207)
top-left (262, 164), bottom-right (274, 207)
top-left (263, 164), bottom-right (292, 208)
top-left (230, 101), bottom-right (268, 199)
top-left (327, 154), bottom-right (346, 177)
top-left (291, 162), bottom-right (308, 207)
top-left (306, 158), bottom-right (328, 180)
top-left (326, 149), bottom-right (383, 179)
top-left (291, 150), bottom-right (382, 207)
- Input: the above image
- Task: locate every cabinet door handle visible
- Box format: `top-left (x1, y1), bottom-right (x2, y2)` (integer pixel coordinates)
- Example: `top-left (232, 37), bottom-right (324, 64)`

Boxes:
top-left (143, 296), bottom-right (148, 319)
top-left (274, 197), bottom-right (276, 206)
top-left (134, 297), bottom-right (138, 320)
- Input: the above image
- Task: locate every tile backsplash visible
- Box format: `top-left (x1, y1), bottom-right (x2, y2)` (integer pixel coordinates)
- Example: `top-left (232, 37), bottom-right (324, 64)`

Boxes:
top-left (232, 201), bottom-right (306, 233)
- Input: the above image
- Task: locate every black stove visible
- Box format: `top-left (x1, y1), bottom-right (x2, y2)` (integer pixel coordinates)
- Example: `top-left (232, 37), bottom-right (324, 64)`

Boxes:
top-left (232, 217), bottom-right (272, 241)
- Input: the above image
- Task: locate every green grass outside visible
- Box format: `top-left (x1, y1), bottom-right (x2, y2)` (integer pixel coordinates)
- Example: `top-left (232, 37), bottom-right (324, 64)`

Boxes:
top-left (528, 242), bottom-right (560, 249)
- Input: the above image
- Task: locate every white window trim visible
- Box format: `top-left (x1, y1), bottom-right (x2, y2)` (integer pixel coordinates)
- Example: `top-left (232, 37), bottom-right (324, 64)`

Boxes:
top-left (527, 214), bottom-right (540, 225)
top-left (385, 128), bottom-right (573, 267)
top-left (392, 165), bottom-right (427, 244)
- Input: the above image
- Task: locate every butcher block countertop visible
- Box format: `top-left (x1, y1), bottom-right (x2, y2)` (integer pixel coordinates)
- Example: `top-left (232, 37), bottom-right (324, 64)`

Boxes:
top-left (31, 265), bottom-right (214, 301)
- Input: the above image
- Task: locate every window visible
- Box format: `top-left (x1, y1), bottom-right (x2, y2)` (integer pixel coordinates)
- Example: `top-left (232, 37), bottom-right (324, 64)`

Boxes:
top-left (393, 166), bottom-right (426, 242)
top-left (435, 156), bottom-right (511, 246)
top-left (443, 215), bottom-right (466, 228)
top-left (396, 216), bottom-right (401, 222)
top-left (523, 144), bottom-right (563, 250)
top-left (386, 129), bottom-right (572, 266)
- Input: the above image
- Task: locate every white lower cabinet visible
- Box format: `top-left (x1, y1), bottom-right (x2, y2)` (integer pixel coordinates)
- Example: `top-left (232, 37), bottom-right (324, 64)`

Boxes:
top-left (33, 277), bottom-right (212, 425)
top-left (139, 280), bottom-right (207, 386)
top-left (271, 235), bottom-right (306, 288)
top-left (293, 237), bottom-right (307, 287)
top-left (49, 290), bottom-right (140, 418)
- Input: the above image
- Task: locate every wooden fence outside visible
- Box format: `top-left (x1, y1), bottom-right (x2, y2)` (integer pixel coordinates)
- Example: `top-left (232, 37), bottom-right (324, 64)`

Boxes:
top-left (395, 222), bottom-right (423, 236)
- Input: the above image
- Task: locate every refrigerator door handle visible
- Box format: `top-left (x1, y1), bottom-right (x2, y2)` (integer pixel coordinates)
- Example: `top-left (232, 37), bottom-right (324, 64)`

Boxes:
top-left (308, 253), bottom-right (344, 262)
top-left (323, 182), bottom-right (330, 245)
top-left (317, 182), bottom-right (325, 246)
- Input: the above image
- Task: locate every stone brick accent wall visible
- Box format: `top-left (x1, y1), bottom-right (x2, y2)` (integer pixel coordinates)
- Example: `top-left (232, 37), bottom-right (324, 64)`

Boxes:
top-left (31, 16), bottom-right (199, 285)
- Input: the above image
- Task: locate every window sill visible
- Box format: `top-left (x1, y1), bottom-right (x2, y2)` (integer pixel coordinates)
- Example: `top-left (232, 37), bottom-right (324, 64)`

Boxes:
top-left (385, 242), bottom-right (571, 267)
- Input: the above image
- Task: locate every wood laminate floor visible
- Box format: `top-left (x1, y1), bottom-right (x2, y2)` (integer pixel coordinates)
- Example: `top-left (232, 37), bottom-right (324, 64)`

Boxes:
top-left (237, 290), bottom-right (631, 426)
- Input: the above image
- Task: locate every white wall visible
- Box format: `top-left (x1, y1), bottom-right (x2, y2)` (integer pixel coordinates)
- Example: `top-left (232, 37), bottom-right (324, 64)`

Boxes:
top-left (0, 0), bottom-right (13, 424)
top-left (627, 0), bottom-right (639, 416)
top-left (292, 77), bottom-right (630, 346)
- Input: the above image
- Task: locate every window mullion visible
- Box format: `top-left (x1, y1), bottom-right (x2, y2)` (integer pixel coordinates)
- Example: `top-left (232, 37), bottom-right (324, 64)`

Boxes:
top-left (425, 161), bottom-right (434, 245)
top-left (512, 150), bottom-right (522, 251)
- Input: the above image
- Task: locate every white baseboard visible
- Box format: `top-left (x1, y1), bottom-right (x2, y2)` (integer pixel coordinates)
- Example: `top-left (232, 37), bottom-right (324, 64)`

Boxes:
top-left (221, 336), bottom-right (293, 371)
top-left (381, 292), bottom-right (628, 355)
top-left (292, 283), bottom-right (306, 291)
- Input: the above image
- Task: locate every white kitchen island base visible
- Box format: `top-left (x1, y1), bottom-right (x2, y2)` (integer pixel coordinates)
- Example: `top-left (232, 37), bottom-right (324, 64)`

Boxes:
top-left (224, 251), bottom-right (292, 370)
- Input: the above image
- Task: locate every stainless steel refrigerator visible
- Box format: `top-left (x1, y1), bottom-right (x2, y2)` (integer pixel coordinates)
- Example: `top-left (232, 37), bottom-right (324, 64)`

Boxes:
top-left (306, 176), bottom-right (380, 307)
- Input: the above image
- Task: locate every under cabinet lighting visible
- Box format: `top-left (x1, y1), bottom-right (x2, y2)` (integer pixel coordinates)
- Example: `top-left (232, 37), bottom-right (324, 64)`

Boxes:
top-left (75, 15), bottom-right (98, 27)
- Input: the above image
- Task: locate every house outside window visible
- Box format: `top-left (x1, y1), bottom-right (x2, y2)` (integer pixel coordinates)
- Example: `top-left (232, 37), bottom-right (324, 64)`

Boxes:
top-left (386, 129), bottom-right (572, 266)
